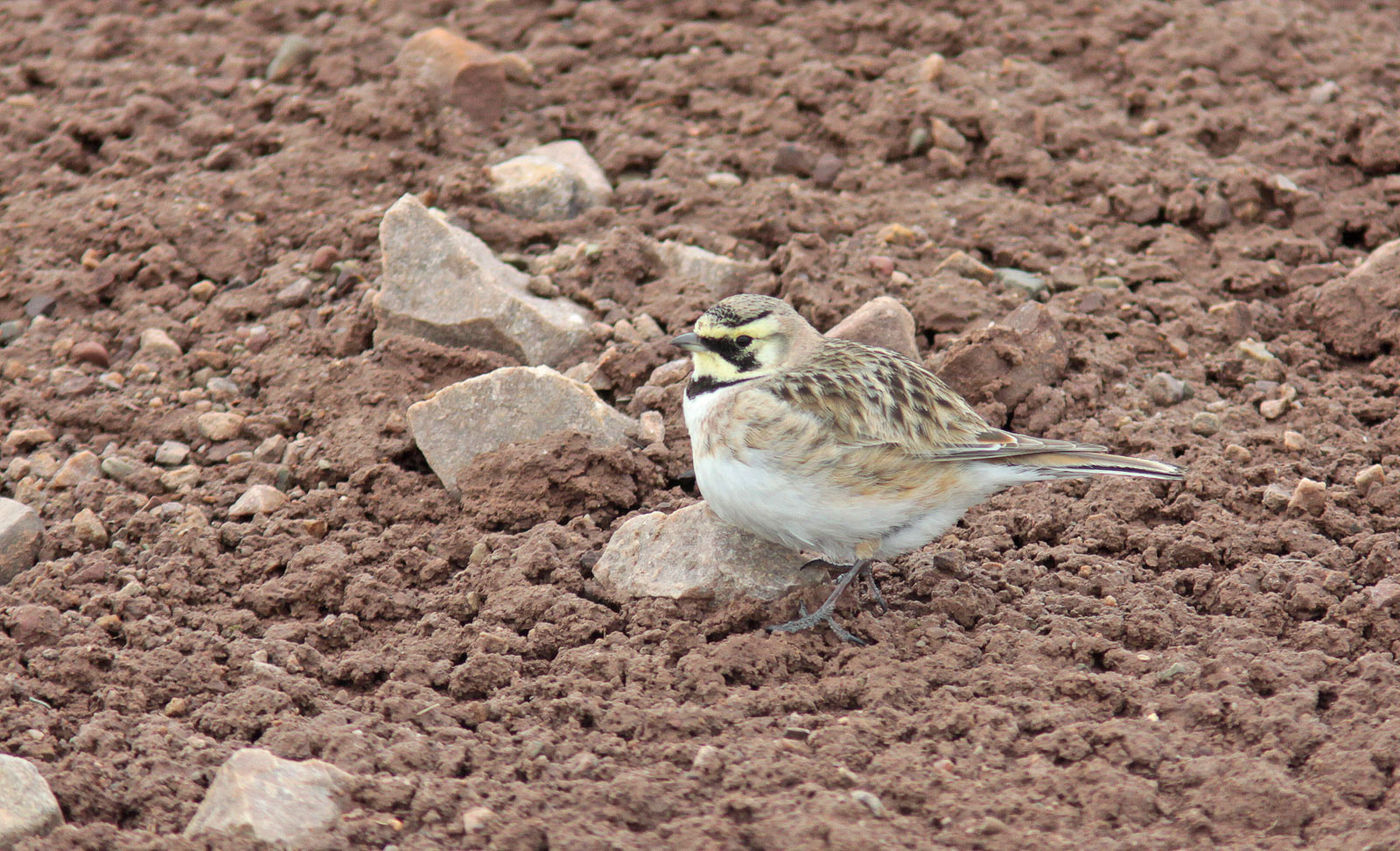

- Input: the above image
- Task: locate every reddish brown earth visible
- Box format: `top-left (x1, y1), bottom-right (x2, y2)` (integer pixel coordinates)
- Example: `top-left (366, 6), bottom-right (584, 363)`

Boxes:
top-left (3, 1), bottom-right (1400, 848)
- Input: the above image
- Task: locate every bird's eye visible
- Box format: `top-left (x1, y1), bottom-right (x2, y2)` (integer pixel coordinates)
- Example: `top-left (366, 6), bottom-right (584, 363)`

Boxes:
top-left (735, 335), bottom-right (753, 347)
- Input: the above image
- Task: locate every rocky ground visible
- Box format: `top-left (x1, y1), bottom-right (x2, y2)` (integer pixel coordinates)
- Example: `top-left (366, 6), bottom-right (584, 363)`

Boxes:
top-left (3, 0), bottom-right (1400, 848)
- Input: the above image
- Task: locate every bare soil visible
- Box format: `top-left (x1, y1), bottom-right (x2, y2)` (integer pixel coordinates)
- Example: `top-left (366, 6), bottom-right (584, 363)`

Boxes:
top-left (3, 1), bottom-right (1400, 848)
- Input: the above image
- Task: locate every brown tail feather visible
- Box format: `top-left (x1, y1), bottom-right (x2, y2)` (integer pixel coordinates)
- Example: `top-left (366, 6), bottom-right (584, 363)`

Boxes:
top-left (1015, 451), bottom-right (1184, 480)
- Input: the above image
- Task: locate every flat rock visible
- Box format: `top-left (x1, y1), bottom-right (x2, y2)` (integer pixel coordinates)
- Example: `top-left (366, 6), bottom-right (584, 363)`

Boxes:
top-left (0, 497), bottom-right (44, 585)
top-left (50, 450), bottom-right (101, 488)
top-left (488, 155), bottom-right (590, 221)
top-left (648, 240), bottom-right (765, 294)
top-left (229, 484), bottom-right (287, 518)
top-left (527, 140), bottom-right (612, 207)
top-left (826, 295), bottom-right (919, 359)
top-left (184, 748), bottom-right (352, 848)
top-left (931, 301), bottom-right (1069, 412)
top-left (374, 193), bottom-right (590, 365)
top-left (594, 502), bottom-right (828, 602)
top-left (1310, 238), bottom-right (1400, 358)
top-left (408, 365), bottom-right (638, 494)
top-left (0, 754), bottom-right (64, 846)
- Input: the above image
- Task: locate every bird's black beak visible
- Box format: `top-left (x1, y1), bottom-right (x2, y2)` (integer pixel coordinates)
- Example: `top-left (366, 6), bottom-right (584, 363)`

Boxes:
top-left (672, 332), bottom-right (706, 352)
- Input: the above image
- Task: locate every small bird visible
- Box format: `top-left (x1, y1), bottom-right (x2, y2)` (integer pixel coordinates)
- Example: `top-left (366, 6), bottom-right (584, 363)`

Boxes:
top-left (674, 294), bottom-right (1183, 642)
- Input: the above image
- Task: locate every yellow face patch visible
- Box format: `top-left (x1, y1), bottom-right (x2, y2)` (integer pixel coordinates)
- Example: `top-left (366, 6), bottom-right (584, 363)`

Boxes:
top-left (688, 314), bottom-right (786, 381)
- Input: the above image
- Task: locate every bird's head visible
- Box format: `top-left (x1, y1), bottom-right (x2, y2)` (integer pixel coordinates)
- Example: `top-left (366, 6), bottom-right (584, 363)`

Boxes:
top-left (672, 294), bottom-right (814, 383)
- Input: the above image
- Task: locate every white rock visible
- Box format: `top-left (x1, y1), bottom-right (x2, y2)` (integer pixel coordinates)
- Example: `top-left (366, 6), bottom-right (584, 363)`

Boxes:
top-left (229, 485), bottom-right (287, 518)
top-left (374, 194), bottom-right (590, 365)
top-left (137, 327), bottom-right (183, 359)
top-left (0, 754), bottom-right (64, 845)
top-left (183, 748), bottom-right (352, 847)
top-left (527, 140), bottom-right (612, 207)
top-left (408, 365), bottom-right (638, 493)
top-left (487, 155), bottom-right (589, 221)
top-left (649, 240), bottom-right (765, 293)
top-left (197, 412), bottom-right (245, 442)
top-left (0, 497), bottom-right (44, 585)
top-left (594, 502), bottom-right (827, 602)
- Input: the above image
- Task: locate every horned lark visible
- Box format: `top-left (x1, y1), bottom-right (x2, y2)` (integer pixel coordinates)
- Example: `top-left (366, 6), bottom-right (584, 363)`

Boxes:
top-left (674, 294), bottom-right (1184, 642)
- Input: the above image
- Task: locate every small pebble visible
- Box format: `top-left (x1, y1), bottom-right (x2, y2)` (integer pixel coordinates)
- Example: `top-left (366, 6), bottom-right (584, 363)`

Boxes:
top-left (70, 340), bottom-right (110, 368)
top-left (160, 465), bottom-right (201, 491)
top-left (310, 245), bottom-right (340, 272)
top-left (868, 256), bottom-right (896, 277)
top-left (811, 153), bottom-right (844, 188)
top-left (4, 427), bottom-right (55, 452)
top-left (275, 277), bottom-right (313, 307)
top-left (1190, 412), bottom-right (1220, 436)
top-left (228, 484), bottom-right (288, 518)
top-left (1355, 464), bottom-right (1385, 495)
top-left (72, 508), bottom-right (108, 547)
top-left (1091, 275), bottom-right (1126, 289)
top-left (704, 172), bottom-right (742, 189)
top-left (253, 435), bottom-right (288, 463)
top-left (526, 275), bottom-right (559, 298)
top-left (1236, 338), bottom-right (1275, 362)
top-left (691, 744), bottom-right (723, 775)
top-left (918, 53), bottom-right (946, 83)
top-left (100, 456), bottom-right (140, 481)
top-left (936, 250), bottom-right (995, 283)
top-left (197, 412), bottom-right (245, 442)
top-left (612, 319), bottom-right (643, 345)
top-left (1308, 79), bottom-right (1340, 105)
top-left (1261, 483), bottom-right (1292, 510)
top-left (155, 441), bottom-right (191, 467)
top-left (189, 280), bottom-right (217, 301)
top-left (163, 696), bottom-right (190, 717)
top-left (51, 451), bottom-right (102, 488)
top-left (875, 223), bottom-right (918, 246)
top-left (639, 411), bottom-right (665, 445)
top-left (1260, 397), bottom-right (1290, 419)
top-left (1223, 444), bottom-right (1252, 464)
top-left (137, 327), bottom-right (183, 359)
top-left (632, 313), bottom-right (663, 341)
top-left (1282, 430), bottom-right (1307, 452)
top-left (995, 268), bottom-right (1047, 297)
top-left (461, 806), bottom-right (495, 833)
top-left (1144, 372), bottom-right (1190, 407)
top-left (266, 34), bottom-right (315, 82)
top-left (0, 319), bottom-right (26, 344)
top-left (1288, 478), bottom-right (1328, 515)
top-left (850, 790), bottom-right (886, 818)
top-left (29, 453), bottom-right (59, 479)
top-left (206, 376), bottom-right (240, 400)
top-left (24, 295), bottom-right (57, 318)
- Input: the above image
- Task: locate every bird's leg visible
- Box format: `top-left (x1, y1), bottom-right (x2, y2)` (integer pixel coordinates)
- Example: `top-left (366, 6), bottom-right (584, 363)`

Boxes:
top-left (862, 562), bottom-right (889, 613)
top-left (767, 559), bottom-right (870, 644)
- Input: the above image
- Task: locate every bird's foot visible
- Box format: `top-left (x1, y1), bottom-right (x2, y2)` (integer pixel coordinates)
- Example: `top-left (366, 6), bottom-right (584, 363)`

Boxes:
top-left (767, 560), bottom-right (869, 644)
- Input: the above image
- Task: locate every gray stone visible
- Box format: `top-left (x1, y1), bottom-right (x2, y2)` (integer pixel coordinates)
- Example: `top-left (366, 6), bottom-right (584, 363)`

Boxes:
top-left (1145, 372), bottom-right (1191, 407)
top-left (488, 155), bottom-right (589, 221)
top-left (0, 498), bottom-right (44, 584)
top-left (0, 754), bottom-right (64, 845)
top-left (994, 267), bottom-right (1047, 297)
top-left (160, 465), bottom-right (202, 492)
top-left (1190, 411), bottom-right (1221, 436)
top-left (374, 194), bottom-right (590, 365)
top-left (155, 440), bottom-right (191, 466)
top-left (648, 240), bottom-right (765, 293)
top-left (184, 748), bottom-right (352, 848)
top-left (100, 456), bottom-right (140, 481)
top-left (826, 296), bottom-right (920, 359)
top-left (275, 276), bottom-right (313, 307)
top-left (408, 365), bottom-right (638, 494)
top-left (594, 502), bottom-right (828, 602)
top-left (528, 140), bottom-right (612, 207)
top-left (0, 319), bottom-right (25, 345)
top-left (229, 485), bottom-right (287, 518)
